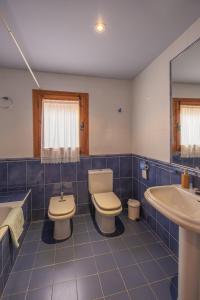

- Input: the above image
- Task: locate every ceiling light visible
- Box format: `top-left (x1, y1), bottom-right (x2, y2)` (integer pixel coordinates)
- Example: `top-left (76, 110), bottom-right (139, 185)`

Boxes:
top-left (95, 22), bottom-right (106, 33)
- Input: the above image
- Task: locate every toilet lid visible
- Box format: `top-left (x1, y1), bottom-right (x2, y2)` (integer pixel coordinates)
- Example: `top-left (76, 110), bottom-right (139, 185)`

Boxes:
top-left (94, 192), bottom-right (121, 211)
top-left (49, 195), bottom-right (75, 216)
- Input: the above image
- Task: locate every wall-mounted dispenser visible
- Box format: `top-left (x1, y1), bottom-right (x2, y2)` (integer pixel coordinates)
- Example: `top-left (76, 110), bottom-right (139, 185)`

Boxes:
top-left (140, 161), bottom-right (149, 180)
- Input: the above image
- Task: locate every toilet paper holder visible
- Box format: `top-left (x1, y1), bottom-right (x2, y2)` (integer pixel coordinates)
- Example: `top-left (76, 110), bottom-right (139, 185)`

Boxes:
top-left (140, 161), bottom-right (149, 180)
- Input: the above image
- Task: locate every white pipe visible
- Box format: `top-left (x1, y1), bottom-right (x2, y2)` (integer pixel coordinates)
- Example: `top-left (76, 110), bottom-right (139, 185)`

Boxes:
top-left (0, 12), bottom-right (41, 89)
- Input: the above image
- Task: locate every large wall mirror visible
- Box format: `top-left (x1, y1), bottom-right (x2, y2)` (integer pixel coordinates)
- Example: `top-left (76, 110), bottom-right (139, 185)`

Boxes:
top-left (171, 38), bottom-right (200, 169)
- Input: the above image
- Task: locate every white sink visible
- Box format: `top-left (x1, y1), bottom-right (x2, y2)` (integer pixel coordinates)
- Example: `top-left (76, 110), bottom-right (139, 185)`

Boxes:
top-left (145, 185), bottom-right (200, 233)
top-left (145, 185), bottom-right (200, 300)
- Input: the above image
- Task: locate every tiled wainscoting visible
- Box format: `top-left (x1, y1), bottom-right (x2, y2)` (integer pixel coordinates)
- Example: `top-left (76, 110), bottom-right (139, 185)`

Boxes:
top-left (132, 155), bottom-right (187, 258)
top-left (0, 155), bottom-right (132, 221)
top-left (172, 153), bottom-right (200, 169)
top-left (1, 154), bottom-right (199, 260)
top-left (0, 191), bottom-right (31, 295)
top-left (1, 153), bottom-right (200, 298)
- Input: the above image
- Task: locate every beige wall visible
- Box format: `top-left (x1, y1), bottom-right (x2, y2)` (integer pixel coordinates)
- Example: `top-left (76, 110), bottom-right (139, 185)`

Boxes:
top-left (0, 69), bottom-right (132, 158)
top-left (131, 18), bottom-right (200, 162)
top-left (1, 18), bottom-right (200, 160)
top-left (172, 83), bottom-right (200, 98)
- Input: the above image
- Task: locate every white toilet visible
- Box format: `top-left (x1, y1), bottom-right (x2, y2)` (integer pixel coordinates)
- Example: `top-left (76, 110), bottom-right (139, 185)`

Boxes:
top-left (88, 169), bottom-right (122, 234)
top-left (48, 194), bottom-right (76, 240)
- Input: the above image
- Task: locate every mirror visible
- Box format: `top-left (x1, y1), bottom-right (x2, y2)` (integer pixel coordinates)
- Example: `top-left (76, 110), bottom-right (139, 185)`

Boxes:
top-left (171, 38), bottom-right (200, 169)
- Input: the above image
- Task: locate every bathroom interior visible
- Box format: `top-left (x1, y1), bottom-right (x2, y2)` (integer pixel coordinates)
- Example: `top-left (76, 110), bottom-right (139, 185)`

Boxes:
top-left (0, 1), bottom-right (200, 299)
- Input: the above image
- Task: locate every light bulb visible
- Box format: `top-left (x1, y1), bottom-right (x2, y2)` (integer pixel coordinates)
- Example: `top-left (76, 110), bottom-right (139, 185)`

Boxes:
top-left (95, 22), bottom-right (106, 33)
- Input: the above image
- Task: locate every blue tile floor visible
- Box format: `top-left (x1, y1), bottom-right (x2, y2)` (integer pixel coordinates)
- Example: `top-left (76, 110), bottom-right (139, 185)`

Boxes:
top-left (1, 213), bottom-right (178, 300)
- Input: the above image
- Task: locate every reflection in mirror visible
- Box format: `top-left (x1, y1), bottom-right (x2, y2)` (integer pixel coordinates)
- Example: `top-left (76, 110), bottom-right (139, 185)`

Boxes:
top-left (171, 38), bottom-right (200, 169)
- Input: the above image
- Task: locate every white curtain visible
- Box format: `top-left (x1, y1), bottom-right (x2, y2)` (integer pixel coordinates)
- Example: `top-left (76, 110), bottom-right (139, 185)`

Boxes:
top-left (41, 99), bottom-right (80, 163)
top-left (180, 105), bottom-right (200, 157)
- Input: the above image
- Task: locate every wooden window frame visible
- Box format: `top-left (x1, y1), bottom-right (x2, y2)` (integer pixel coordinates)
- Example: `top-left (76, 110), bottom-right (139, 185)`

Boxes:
top-left (172, 98), bottom-right (200, 152)
top-left (32, 89), bottom-right (89, 157)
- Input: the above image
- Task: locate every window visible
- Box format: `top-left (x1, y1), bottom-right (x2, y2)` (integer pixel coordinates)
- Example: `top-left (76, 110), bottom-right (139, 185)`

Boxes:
top-left (33, 90), bottom-right (89, 161)
top-left (172, 98), bottom-right (200, 157)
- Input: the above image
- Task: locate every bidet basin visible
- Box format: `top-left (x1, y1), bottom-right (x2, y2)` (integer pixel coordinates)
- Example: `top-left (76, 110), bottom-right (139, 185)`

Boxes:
top-left (145, 185), bottom-right (200, 300)
top-left (145, 185), bottom-right (200, 233)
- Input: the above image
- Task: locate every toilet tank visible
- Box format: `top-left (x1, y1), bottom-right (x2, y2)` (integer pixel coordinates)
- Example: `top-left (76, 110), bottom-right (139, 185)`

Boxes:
top-left (88, 169), bottom-right (113, 194)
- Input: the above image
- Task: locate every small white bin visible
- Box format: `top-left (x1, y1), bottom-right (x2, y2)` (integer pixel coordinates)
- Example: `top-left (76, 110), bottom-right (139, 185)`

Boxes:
top-left (128, 199), bottom-right (140, 220)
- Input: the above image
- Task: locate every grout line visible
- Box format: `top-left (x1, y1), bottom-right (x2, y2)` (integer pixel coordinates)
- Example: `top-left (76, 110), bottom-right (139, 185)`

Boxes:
top-left (2, 213), bottom-right (178, 299)
top-left (24, 250), bottom-right (39, 300)
top-left (143, 218), bottom-right (178, 260)
top-left (111, 252), bottom-right (132, 300)
top-left (110, 233), bottom-right (158, 299)
top-left (17, 236), bottom-right (175, 270)
top-left (93, 250), bottom-right (105, 299)
top-left (1, 271), bottom-right (177, 299)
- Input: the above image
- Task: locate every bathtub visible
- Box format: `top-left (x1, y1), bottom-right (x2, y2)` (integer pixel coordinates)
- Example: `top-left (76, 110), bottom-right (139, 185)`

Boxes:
top-left (0, 206), bottom-right (12, 222)
top-left (0, 207), bottom-right (13, 239)
top-left (0, 190), bottom-right (31, 240)
top-left (0, 190), bottom-right (32, 296)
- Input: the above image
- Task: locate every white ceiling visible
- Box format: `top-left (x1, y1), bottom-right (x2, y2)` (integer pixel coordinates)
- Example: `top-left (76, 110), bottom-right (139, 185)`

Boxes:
top-left (172, 38), bottom-right (200, 84)
top-left (0, 0), bottom-right (200, 79)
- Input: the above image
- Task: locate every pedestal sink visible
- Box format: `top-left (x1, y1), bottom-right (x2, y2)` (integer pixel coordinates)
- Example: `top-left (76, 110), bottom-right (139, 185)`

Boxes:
top-left (145, 185), bottom-right (200, 300)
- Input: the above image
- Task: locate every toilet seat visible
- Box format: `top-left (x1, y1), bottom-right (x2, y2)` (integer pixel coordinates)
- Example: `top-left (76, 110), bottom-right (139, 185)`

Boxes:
top-left (91, 193), bottom-right (122, 217)
top-left (48, 195), bottom-right (76, 221)
top-left (93, 192), bottom-right (121, 211)
top-left (49, 195), bottom-right (75, 216)
top-left (88, 169), bottom-right (122, 234)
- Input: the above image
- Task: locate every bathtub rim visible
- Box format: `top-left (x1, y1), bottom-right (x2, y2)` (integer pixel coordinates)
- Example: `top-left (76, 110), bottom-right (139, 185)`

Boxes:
top-left (0, 189), bottom-right (31, 241)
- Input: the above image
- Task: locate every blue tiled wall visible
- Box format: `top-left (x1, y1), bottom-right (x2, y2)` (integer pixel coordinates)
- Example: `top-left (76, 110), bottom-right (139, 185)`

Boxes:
top-left (0, 155), bottom-right (133, 221)
top-left (172, 153), bottom-right (200, 169)
top-left (1, 153), bottom-right (199, 260)
top-left (0, 191), bottom-right (31, 295)
top-left (132, 155), bottom-right (187, 258)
